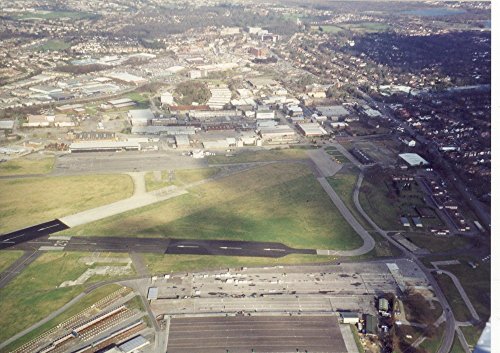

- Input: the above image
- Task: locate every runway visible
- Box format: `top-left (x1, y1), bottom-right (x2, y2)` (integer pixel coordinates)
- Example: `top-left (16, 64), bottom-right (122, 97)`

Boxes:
top-left (4, 235), bottom-right (316, 258)
top-left (0, 220), bottom-right (69, 250)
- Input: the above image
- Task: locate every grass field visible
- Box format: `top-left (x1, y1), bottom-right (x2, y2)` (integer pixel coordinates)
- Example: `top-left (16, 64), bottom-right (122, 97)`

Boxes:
top-left (64, 163), bottom-right (363, 250)
top-left (434, 273), bottom-right (472, 322)
top-left (419, 323), bottom-right (445, 353)
top-left (0, 252), bottom-right (135, 344)
top-left (37, 40), bottom-right (71, 51)
top-left (143, 253), bottom-right (336, 274)
top-left (0, 156), bottom-right (54, 176)
top-left (1, 284), bottom-right (123, 352)
top-left (0, 174), bottom-right (133, 233)
top-left (0, 250), bottom-right (24, 273)
top-left (145, 168), bottom-right (220, 192)
top-left (207, 149), bottom-right (308, 164)
top-left (460, 325), bottom-right (483, 347)
top-left (440, 261), bottom-right (490, 321)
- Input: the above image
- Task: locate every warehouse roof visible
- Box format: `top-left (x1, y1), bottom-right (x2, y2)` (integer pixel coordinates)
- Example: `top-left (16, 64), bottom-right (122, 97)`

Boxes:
top-left (118, 335), bottom-right (149, 353)
top-left (298, 122), bottom-right (328, 136)
top-left (147, 287), bottom-right (158, 300)
top-left (70, 141), bottom-right (140, 150)
top-left (128, 109), bottom-right (154, 121)
top-left (316, 105), bottom-right (350, 117)
top-left (399, 153), bottom-right (429, 167)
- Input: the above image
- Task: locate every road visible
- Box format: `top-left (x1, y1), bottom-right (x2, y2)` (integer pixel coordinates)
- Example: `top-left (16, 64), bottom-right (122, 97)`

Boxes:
top-left (0, 250), bottom-right (40, 289)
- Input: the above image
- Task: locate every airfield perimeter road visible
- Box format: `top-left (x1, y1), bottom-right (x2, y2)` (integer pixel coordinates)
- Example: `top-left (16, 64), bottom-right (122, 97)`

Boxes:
top-left (167, 315), bottom-right (348, 353)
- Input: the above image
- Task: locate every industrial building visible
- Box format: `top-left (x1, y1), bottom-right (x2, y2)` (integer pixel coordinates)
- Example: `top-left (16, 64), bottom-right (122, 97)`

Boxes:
top-left (175, 135), bottom-right (190, 148)
top-left (69, 141), bottom-right (140, 153)
top-left (131, 126), bottom-right (197, 135)
top-left (259, 125), bottom-right (296, 141)
top-left (339, 312), bottom-right (359, 324)
top-left (316, 105), bottom-right (350, 118)
top-left (297, 122), bottom-right (328, 137)
top-left (128, 109), bottom-right (155, 126)
top-left (207, 87), bottom-right (232, 110)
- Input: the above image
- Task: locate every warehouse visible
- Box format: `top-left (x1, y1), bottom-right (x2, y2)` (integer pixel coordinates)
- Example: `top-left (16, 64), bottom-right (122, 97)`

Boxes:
top-left (175, 135), bottom-right (191, 148)
top-left (132, 126), bottom-right (197, 135)
top-left (339, 312), bottom-right (359, 324)
top-left (259, 125), bottom-right (296, 140)
top-left (297, 122), bottom-right (328, 136)
top-left (69, 141), bottom-right (140, 153)
top-left (316, 105), bottom-right (350, 118)
top-left (399, 153), bottom-right (429, 167)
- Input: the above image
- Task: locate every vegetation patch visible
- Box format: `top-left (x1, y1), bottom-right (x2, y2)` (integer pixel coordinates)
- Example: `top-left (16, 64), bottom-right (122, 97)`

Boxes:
top-left (207, 148), bottom-right (308, 164)
top-left (36, 40), bottom-right (71, 51)
top-left (0, 156), bottom-right (54, 176)
top-left (174, 81), bottom-right (210, 105)
top-left (145, 168), bottom-right (220, 192)
top-left (434, 273), bottom-right (472, 322)
top-left (0, 174), bottom-right (133, 233)
top-left (0, 250), bottom-right (25, 273)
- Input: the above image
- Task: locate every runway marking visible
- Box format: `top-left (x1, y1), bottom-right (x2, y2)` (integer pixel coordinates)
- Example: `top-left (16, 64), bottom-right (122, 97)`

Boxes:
top-left (3, 233), bottom-right (25, 242)
top-left (177, 245), bottom-right (199, 248)
top-left (37, 224), bottom-right (61, 232)
top-left (263, 248), bottom-right (286, 252)
top-left (1, 241), bottom-right (15, 244)
top-left (219, 246), bottom-right (242, 250)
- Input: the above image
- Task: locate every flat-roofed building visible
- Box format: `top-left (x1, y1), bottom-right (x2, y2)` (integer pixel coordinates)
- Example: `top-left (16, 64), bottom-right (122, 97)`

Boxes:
top-left (147, 287), bottom-right (158, 300)
top-left (69, 141), bottom-right (140, 152)
top-left (316, 105), bottom-right (350, 118)
top-left (339, 312), bottom-right (360, 324)
top-left (297, 122), bottom-right (328, 136)
top-left (24, 115), bottom-right (50, 127)
top-left (175, 135), bottom-right (190, 148)
top-left (259, 125), bottom-right (296, 140)
top-left (118, 335), bottom-right (150, 353)
top-left (399, 153), bottom-right (429, 167)
top-left (256, 110), bottom-right (275, 120)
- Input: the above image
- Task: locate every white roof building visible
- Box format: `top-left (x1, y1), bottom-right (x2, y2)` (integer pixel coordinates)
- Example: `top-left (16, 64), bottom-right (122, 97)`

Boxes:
top-left (399, 153), bottom-right (429, 167)
top-left (297, 122), bottom-right (328, 136)
top-left (128, 109), bottom-right (154, 126)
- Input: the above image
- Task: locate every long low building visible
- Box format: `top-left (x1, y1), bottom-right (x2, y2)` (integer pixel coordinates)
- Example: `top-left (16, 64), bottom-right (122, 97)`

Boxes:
top-left (69, 141), bottom-right (141, 152)
top-left (131, 126), bottom-right (197, 135)
top-left (297, 122), bottom-right (328, 137)
top-left (399, 153), bottom-right (429, 167)
top-left (259, 125), bottom-right (296, 140)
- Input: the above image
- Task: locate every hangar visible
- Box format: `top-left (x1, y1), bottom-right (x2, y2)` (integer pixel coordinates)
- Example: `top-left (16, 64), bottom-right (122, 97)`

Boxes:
top-left (69, 141), bottom-right (141, 153)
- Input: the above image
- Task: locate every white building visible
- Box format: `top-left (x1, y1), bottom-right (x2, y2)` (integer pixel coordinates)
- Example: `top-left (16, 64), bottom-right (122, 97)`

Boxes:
top-left (256, 110), bottom-right (275, 120)
top-left (297, 122), bottom-right (328, 137)
top-left (161, 92), bottom-right (174, 106)
top-left (128, 109), bottom-right (154, 126)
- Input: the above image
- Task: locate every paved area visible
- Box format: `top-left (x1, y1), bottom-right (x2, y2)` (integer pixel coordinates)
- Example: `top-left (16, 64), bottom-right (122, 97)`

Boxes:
top-left (307, 149), bottom-right (342, 177)
top-left (339, 324), bottom-right (359, 353)
top-left (0, 219), bottom-right (69, 250)
top-left (167, 316), bottom-right (348, 353)
top-left (53, 151), bottom-right (208, 175)
top-left (0, 250), bottom-right (40, 289)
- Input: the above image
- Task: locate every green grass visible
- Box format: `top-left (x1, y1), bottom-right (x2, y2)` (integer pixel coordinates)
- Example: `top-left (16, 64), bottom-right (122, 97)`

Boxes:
top-left (404, 233), bottom-right (471, 253)
top-left (419, 323), bottom-right (445, 353)
top-left (37, 40), bottom-right (70, 51)
top-left (460, 325), bottom-right (483, 347)
top-left (1, 284), bottom-right (123, 352)
top-left (451, 333), bottom-right (467, 353)
top-left (207, 149), bottom-right (308, 164)
top-left (63, 163), bottom-right (363, 250)
top-left (434, 273), bottom-right (472, 322)
top-left (0, 156), bottom-right (54, 176)
top-left (144, 167), bottom-right (220, 192)
top-left (0, 250), bottom-right (24, 273)
top-left (143, 253), bottom-right (336, 274)
top-left (350, 324), bottom-right (364, 353)
top-left (0, 174), bottom-right (133, 233)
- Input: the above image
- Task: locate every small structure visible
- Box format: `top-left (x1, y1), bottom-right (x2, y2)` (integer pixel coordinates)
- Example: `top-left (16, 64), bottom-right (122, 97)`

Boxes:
top-left (378, 298), bottom-right (389, 313)
top-left (175, 135), bottom-right (190, 148)
top-left (147, 287), bottom-right (158, 301)
top-left (412, 217), bottom-right (423, 228)
top-left (400, 217), bottom-right (411, 227)
top-left (364, 314), bottom-right (378, 335)
top-left (339, 311), bottom-right (359, 324)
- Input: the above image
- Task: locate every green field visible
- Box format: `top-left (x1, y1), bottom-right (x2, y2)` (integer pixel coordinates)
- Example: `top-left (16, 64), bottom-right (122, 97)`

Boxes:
top-left (37, 40), bottom-right (71, 51)
top-left (207, 149), bottom-right (308, 164)
top-left (341, 22), bottom-right (390, 33)
top-left (1, 284), bottom-right (123, 352)
top-left (0, 250), bottom-right (24, 273)
top-left (0, 156), bottom-right (54, 176)
top-left (404, 233), bottom-right (471, 253)
top-left (434, 273), bottom-right (472, 322)
top-left (419, 323), bottom-right (445, 353)
top-left (312, 25), bottom-right (344, 34)
top-left (0, 252), bottom-right (134, 343)
top-left (0, 174), bottom-right (133, 233)
top-left (144, 253), bottom-right (336, 274)
top-left (16, 11), bottom-right (96, 20)
top-left (63, 163), bottom-right (363, 250)
top-left (145, 168), bottom-right (220, 192)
